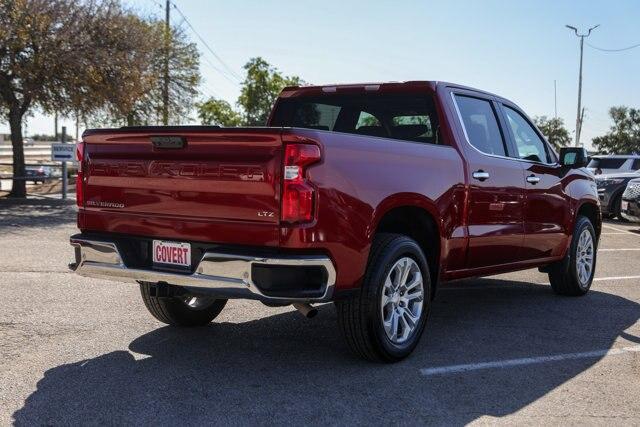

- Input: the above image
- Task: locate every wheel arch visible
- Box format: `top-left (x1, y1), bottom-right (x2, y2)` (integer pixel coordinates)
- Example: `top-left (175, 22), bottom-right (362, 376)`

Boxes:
top-left (576, 201), bottom-right (602, 240)
top-left (370, 194), bottom-right (443, 297)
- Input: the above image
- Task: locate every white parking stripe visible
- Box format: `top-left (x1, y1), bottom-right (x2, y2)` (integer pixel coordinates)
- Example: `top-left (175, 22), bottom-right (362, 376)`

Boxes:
top-left (593, 275), bottom-right (640, 282)
top-left (602, 224), bottom-right (640, 236)
top-left (599, 248), bottom-right (640, 252)
top-left (600, 232), bottom-right (628, 235)
top-left (439, 275), bottom-right (640, 291)
top-left (420, 345), bottom-right (640, 376)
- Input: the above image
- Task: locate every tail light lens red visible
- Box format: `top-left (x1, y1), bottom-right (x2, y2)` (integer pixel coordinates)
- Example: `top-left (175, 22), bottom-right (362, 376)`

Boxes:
top-left (76, 141), bottom-right (85, 207)
top-left (281, 143), bottom-right (321, 223)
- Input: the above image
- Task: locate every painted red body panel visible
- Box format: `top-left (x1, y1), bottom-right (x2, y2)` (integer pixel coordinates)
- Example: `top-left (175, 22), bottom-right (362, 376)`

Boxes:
top-left (78, 81), bottom-right (600, 294)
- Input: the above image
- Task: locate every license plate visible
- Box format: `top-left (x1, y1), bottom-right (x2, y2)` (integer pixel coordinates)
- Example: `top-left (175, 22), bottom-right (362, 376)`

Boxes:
top-left (621, 200), bottom-right (629, 211)
top-left (153, 240), bottom-right (191, 267)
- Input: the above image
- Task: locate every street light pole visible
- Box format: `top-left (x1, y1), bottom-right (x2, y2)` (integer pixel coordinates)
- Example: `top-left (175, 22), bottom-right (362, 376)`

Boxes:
top-left (566, 24), bottom-right (599, 147)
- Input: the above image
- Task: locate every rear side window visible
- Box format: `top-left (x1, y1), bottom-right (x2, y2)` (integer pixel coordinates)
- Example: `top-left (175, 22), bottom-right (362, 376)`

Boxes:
top-left (632, 159), bottom-right (640, 170)
top-left (503, 106), bottom-right (551, 163)
top-left (271, 93), bottom-right (439, 145)
top-left (587, 158), bottom-right (627, 169)
top-left (454, 95), bottom-right (506, 156)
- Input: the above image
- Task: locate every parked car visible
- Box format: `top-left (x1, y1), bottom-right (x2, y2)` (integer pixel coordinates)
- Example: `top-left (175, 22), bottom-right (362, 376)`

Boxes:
top-left (587, 155), bottom-right (640, 175)
top-left (69, 81), bottom-right (601, 362)
top-left (621, 178), bottom-right (640, 223)
top-left (24, 165), bottom-right (52, 184)
top-left (595, 172), bottom-right (640, 219)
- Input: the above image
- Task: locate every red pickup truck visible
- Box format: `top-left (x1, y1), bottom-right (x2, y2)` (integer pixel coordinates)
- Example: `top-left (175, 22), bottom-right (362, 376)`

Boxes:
top-left (70, 81), bottom-right (600, 362)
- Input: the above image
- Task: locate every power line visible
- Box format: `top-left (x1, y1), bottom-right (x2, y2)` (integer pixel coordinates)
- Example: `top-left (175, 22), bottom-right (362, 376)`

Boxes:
top-left (201, 55), bottom-right (240, 87)
top-left (170, 2), bottom-right (242, 82)
top-left (587, 41), bottom-right (640, 52)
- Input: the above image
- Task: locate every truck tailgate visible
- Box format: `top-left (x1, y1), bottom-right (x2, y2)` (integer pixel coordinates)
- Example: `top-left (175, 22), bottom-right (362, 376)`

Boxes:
top-left (80, 127), bottom-right (283, 244)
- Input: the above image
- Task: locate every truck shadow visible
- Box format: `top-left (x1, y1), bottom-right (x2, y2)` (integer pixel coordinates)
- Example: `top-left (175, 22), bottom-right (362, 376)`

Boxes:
top-left (13, 280), bottom-right (640, 425)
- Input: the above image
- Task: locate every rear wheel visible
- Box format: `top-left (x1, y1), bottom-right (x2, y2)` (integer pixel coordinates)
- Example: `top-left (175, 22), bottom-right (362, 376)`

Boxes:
top-left (548, 216), bottom-right (597, 296)
top-left (335, 233), bottom-right (431, 362)
top-left (139, 282), bottom-right (227, 326)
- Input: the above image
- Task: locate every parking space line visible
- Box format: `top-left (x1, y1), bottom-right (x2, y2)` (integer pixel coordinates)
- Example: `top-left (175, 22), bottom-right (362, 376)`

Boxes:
top-left (602, 224), bottom-right (640, 236)
top-left (598, 248), bottom-right (640, 252)
top-left (593, 275), bottom-right (640, 282)
top-left (439, 275), bottom-right (640, 291)
top-left (601, 232), bottom-right (628, 235)
top-left (420, 345), bottom-right (640, 376)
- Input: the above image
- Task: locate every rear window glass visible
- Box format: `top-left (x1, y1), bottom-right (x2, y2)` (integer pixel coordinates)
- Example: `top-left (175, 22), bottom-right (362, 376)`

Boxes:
top-left (291, 103), bottom-right (340, 131)
top-left (271, 93), bottom-right (439, 144)
top-left (587, 158), bottom-right (627, 169)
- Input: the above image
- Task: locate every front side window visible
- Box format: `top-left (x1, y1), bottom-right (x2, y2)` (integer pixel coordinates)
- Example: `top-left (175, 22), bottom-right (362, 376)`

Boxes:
top-left (455, 95), bottom-right (506, 156)
top-left (503, 106), bottom-right (550, 163)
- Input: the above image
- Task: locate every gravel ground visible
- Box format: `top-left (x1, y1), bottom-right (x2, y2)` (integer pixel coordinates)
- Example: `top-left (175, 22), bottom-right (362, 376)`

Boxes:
top-left (1, 198), bottom-right (639, 426)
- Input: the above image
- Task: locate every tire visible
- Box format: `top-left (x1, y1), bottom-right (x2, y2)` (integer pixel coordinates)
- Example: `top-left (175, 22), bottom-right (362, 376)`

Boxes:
top-left (139, 282), bottom-right (227, 326)
top-left (335, 233), bottom-right (432, 362)
top-left (548, 216), bottom-right (597, 296)
top-left (611, 194), bottom-right (625, 221)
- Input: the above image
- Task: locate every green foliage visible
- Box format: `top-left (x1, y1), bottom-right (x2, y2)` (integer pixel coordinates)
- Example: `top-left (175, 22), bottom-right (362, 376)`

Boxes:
top-left (196, 98), bottom-right (243, 127)
top-left (592, 107), bottom-right (640, 154)
top-left (196, 57), bottom-right (303, 127)
top-left (0, 0), bottom-right (163, 196)
top-left (237, 57), bottom-right (303, 126)
top-left (533, 116), bottom-right (571, 150)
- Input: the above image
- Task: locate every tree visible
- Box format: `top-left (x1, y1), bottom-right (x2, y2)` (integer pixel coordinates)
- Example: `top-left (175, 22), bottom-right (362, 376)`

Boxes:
top-left (125, 23), bottom-right (200, 126)
top-left (0, 0), bottom-right (158, 197)
top-left (237, 57), bottom-right (303, 126)
top-left (592, 107), bottom-right (640, 154)
top-left (86, 22), bottom-right (200, 128)
top-left (533, 116), bottom-right (571, 150)
top-left (196, 98), bottom-right (243, 127)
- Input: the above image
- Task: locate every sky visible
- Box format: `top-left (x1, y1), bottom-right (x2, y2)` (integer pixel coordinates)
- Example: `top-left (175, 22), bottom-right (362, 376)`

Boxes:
top-left (3, 0), bottom-right (639, 149)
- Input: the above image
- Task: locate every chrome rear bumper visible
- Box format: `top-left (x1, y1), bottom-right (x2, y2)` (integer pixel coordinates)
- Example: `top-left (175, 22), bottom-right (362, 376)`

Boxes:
top-left (69, 236), bottom-right (336, 303)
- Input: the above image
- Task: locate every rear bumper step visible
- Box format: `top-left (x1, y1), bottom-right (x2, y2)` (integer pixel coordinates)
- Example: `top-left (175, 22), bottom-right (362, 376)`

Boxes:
top-left (69, 236), bottom-right (336, 303)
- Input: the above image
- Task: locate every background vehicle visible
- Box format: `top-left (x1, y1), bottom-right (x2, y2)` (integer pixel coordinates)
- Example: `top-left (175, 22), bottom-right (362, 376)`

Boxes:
top-left (24, 165), bottom-right (52, 184)
top-left (621, 178), bottom-right (640, 223)
top-left (596, 172), bottom-right (640, 219)
top-left (588, 155), bottom-right (640, 175)
top-left (69, 81), bottom-right (601, 362)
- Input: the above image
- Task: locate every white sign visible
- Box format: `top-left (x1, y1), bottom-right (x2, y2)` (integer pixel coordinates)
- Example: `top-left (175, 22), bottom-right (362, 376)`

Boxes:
top-left (51, 143), bottom-right (76, 162)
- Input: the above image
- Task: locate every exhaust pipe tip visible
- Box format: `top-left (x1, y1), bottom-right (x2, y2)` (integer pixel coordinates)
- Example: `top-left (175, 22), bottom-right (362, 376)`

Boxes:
top-left (293, 303), bottom-right (318, 319)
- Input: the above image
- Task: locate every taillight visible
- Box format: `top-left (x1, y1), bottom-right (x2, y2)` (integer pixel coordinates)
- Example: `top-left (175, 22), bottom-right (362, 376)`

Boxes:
top-left (281, 143), bottom-right (321, 223)
top-left (76, 141), bottom-right (85, 207)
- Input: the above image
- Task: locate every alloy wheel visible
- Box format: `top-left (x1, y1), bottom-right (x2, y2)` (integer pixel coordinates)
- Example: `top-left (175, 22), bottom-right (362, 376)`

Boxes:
top-left (380, 257), bottom-right (425, 344)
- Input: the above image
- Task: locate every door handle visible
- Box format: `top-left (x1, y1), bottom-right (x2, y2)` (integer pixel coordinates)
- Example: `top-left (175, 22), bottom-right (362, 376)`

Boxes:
top-left (526, 174), bottom-right (541, 184)
top-left (472, 170), bottom-right (490, 181)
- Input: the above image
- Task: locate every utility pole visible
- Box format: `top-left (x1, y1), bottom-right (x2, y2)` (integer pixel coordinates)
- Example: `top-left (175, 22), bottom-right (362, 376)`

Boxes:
top-left (61, 126), bottom-right (67, 200)
top-left (566, 24), bottom-right (599, 147)
top-left (162, 0), bottom-right (170, 125)
top-left (54, 112), bottom-right (58, 140)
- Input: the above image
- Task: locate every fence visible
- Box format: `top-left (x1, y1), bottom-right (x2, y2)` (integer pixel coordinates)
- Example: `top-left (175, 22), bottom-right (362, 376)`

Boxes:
top-left (0, 162), bottom-right (76, 199)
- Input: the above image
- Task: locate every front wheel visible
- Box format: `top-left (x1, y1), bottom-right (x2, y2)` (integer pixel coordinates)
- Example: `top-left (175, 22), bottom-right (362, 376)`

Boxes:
top-left (335, 233), bottom-right (432, 362)
top-left (139, 282), bottom-right (227, 326)
top-left (548, 216), bottom-right (597, 296)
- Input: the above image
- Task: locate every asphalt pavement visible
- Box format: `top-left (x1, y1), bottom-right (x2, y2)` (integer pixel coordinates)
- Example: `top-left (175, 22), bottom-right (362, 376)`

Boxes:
top-left (1, 198), bottom-right (639, 425)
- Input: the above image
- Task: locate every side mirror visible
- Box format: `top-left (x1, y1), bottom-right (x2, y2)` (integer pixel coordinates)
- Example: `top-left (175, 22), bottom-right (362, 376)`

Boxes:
top-left (559, 147), bottom-right (589, 168)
